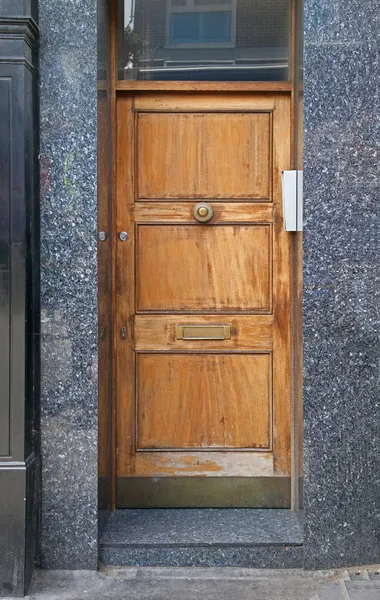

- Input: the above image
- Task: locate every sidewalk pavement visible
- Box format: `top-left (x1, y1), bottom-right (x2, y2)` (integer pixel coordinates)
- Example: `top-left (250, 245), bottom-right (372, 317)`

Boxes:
top-left (3, 566), bottom-right (380, 600)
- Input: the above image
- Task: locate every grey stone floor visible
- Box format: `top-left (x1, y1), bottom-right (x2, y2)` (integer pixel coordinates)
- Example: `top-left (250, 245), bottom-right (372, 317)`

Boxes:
top-left (5, 567), bottom-right (380, 600)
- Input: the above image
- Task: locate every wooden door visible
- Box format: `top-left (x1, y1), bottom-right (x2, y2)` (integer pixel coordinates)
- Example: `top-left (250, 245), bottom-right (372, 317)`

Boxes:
top-left (115, 92), bottom-right (293, 507)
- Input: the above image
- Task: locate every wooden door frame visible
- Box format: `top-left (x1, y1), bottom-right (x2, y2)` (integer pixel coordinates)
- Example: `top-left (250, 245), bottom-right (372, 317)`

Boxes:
top-left (99, 0), bottom-right (303, 511)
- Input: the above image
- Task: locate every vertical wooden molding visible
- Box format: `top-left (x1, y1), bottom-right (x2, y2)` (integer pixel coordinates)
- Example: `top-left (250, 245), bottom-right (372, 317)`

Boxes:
top-left (110, 0), bottom-right (118, 510)
top-left (290, 0), bottom-right (303, 512)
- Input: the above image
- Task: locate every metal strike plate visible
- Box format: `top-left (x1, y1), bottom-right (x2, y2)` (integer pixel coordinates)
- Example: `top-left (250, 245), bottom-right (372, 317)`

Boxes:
top-left (282, 170), bottom-right (303, 231)
top-left (176, 324), bottom-right (231, 341)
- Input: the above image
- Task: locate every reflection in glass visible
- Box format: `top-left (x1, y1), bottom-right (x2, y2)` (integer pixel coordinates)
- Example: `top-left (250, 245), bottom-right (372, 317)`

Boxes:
top-left (118, 0), bottom-right (291, 81)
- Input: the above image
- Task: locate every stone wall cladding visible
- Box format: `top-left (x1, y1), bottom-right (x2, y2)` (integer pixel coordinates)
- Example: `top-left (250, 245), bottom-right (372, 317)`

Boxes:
top-left (303, 0), bottom-right (380, 570)
top-left (39, 0), bottom-right (98, 569)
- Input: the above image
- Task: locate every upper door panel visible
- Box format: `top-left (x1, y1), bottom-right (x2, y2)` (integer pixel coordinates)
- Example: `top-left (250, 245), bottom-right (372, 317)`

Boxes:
top-left (137, 111), bottom-right (271, 199)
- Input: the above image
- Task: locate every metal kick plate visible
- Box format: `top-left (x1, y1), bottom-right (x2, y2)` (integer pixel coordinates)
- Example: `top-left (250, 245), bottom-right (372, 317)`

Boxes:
top-left (176, 324), bottom-right (231, 341)
top-left (116, 476), bottom-right (298, 508)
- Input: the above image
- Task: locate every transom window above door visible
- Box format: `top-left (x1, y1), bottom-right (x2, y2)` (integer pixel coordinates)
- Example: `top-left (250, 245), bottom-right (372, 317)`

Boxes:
top-left (167, 0), bottom-right (236, 47)
top-left (117, 0), bottom-right (291, 81)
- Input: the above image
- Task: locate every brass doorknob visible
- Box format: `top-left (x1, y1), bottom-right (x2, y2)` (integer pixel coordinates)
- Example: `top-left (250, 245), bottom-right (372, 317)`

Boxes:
top-left (194, 202), bottom-right (214, 223)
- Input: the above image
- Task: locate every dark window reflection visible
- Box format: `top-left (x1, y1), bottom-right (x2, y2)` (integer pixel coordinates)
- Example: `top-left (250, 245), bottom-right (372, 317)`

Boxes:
top-left (118, 0), bottom-right (291, 81)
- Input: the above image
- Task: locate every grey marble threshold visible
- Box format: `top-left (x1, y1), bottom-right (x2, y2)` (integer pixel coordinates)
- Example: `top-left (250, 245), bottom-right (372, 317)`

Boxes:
top-left (99, 509), bottom-right (304, 568)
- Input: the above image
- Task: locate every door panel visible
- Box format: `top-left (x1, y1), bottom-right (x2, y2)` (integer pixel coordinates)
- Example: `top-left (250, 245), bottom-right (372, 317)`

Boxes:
top-left (137, 353), bottom-right (271, 450)
top-left (137, 112), bottom-right (271, 199)
top-left (136, 224), bottom-right (272, 312)
top-left (116, 92), bottom-right (292, 507)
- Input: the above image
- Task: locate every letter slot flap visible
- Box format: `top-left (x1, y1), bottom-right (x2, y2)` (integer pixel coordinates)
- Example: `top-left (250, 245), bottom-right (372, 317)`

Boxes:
top-left (176, 325), bottom-right (231, 340)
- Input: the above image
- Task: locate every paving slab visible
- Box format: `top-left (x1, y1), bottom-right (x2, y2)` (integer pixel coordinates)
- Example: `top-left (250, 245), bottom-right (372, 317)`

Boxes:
top-left (345, 581), bottom-right (380, 600)
top-left (318, 583), bottom-right (345, 599)
top-left (1, 568), bottom-right (338, 600)
top-left (3, 567), bottom-right (380, 600)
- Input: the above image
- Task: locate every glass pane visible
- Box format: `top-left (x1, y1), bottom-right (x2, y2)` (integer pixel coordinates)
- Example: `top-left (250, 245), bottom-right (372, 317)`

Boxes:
top-left (118, 0), bottom-right (291, 81)
top-left (170, 13), bottom-right (201, 43)
top-left (194, 0), bottom-right (232, 6)
top-left (202, 12), bottom-right (231, 43)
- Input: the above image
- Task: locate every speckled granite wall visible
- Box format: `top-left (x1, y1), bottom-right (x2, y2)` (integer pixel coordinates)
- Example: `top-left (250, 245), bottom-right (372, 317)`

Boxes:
top-left (303, 0), bottom-right (380, 569)
top-left (39, 0), bottom-right (98, 568)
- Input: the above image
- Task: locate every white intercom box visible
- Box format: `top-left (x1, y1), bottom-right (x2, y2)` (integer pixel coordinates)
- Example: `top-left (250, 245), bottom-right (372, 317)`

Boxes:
top-left (282, 170), bottom-right (303, 232)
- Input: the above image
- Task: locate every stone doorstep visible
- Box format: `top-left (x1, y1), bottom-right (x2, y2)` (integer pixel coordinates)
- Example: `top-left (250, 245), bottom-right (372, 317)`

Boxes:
top-left (99, 508), bottom-right (304, 568)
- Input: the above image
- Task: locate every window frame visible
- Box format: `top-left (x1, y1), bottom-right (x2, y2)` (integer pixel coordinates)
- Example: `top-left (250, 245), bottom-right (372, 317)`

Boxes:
top-left (165, 0), bottom-right (237, 49)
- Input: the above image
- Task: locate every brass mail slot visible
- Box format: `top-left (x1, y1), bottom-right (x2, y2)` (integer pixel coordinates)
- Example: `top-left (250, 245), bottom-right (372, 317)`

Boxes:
top-left (176, 325), bottom-right (231, 341)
